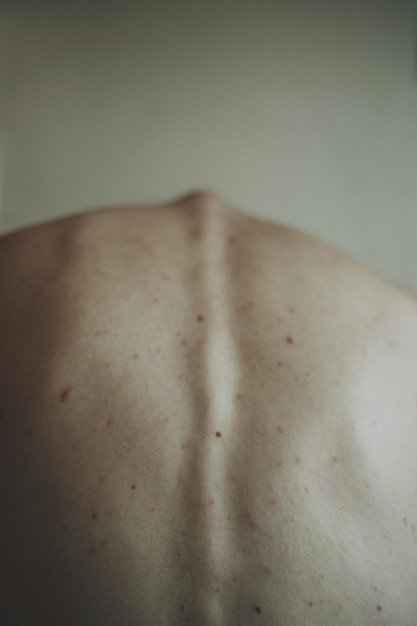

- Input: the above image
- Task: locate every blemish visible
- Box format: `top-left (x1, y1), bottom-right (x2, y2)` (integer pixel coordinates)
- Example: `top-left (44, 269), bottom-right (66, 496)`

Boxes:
top-left (285, 336), bottom-right (294, 345)
top-left (254, 606), bottom-right (262, 614)
top-left (60, 386), bottom-right (73, 402)
top-left (215, 431), bottom-right (222, 438)
top-left (197, 314), bottom-right (205, 322)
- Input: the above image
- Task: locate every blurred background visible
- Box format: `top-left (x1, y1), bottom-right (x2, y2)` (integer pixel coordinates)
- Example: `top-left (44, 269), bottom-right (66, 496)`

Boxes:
top-left (0, 0), bottom-right (416, 294)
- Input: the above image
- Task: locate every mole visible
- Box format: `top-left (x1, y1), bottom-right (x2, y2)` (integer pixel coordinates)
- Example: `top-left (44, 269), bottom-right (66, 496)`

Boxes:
top-left (197, 314), bottom-right (205, 322)
top-left (285, 336), bottom-right (294, 345)
top-left (215, 431), bottom-right (222, 437)
top-left (60, 386), bottom-right (73, 402)
top-left (254, 606), bottom-right (262, 614)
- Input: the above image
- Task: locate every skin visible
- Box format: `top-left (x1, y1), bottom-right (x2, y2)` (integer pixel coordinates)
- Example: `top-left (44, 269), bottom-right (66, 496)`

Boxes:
top-left (0, 190), bottom-right (416, 625)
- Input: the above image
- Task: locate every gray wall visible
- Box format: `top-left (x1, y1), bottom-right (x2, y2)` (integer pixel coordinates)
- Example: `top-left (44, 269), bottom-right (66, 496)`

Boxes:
top-left (0, 0), bottom-right (416, 295)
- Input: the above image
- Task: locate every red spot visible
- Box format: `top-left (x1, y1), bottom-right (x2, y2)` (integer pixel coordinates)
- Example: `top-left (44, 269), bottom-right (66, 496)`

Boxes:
top-left (376, 605), bottom-right (382, 612)
top-left (60, 386), bottom-right (73, 402)
top-left (285, 336), bottom-right (294, 345)
top-left (215, 431), bottom-right (222, 437)
top-left (197, 314), bottom-right (205, 322)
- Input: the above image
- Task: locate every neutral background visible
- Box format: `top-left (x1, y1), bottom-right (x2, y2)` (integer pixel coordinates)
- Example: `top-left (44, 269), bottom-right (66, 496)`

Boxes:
top-left (0, 0), bottom-right (416, 295)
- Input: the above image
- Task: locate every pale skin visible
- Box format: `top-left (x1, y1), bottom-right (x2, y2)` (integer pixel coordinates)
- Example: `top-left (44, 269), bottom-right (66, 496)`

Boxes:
top-left (0, 190), bottom-right (416, 625)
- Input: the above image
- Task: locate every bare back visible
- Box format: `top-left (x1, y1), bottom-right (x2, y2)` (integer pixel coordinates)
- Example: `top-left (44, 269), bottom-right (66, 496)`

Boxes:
top-left (0, 191), bottom-right (416, 625)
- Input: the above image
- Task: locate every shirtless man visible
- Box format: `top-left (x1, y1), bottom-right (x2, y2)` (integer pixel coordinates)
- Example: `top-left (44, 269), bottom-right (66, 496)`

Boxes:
top-left (0, 190), bottom-right (416, 626)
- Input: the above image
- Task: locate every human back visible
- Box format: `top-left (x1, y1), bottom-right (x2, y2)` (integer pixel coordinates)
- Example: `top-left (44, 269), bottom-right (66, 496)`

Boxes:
top-left (0, 190), bottom-right (416, 625)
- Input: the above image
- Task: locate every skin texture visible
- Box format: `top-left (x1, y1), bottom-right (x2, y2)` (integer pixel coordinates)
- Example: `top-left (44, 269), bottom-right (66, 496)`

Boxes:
top-left (0, 190), bottom-right (416, 625)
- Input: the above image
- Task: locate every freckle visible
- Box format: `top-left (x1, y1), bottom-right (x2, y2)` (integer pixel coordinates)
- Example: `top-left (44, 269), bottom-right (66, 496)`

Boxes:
top-left (295, 457), bottom-right (301, 464)
top-left (376, 605), bottom-right (382, 612)
top-left (332, 456), bottom-right (338, 463)
top-left (60, 386), bottom-right (73, 402)
top-left (181, 339), bottom-right (188, 346)
top-left (277, 426), bottom-right (283, 433)
top-left (98, 476), bottom-right (105, 483)
top-left (237, 394), bottom-right (242, 400)
top-left (275, 461), bottom-right (282, 468)
top-left (285, 336), bottom-right (294, 345)
top-left (288, 307), bottom-right (296, 314)
top-left (304, 487), bottom-right (309, 493)
top-left (276, 361), bottom-right (282, 367)
top-left (131, 484), bottom-right (136, 490)
top-left (106, 418), bottom-right (112, 427)
top-left (197, 314), bottom-right (205, 322)
top-left (89, 546), bottom-right (96, 555)
top-left (215, 431), bottom-right (222, 438)
top-left (132, 353), bottom-right (139, 359)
